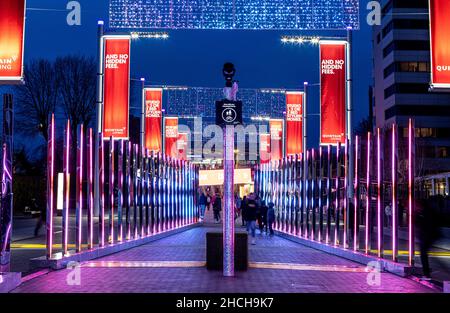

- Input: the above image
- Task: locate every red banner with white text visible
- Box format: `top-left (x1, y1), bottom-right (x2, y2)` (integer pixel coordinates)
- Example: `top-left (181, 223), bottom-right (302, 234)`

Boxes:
top-left (286, 92), bottom-right (304, 155)
top-left (320, 41), bottom-right (346, 146)
top-left (269, 119), bottom-right (283, 161)
top-left (429, 0), bottom-right (450, 89)
top-left (103, 36), bottom-right (131, 139)
top-left (259, 133), bottom-right (271, 164)
top-left (0, 0), bottom-right (26, 82)
top-left (144, 88), bottom-right (163, 152)
top-left (177, 132), bottom-right (188, 161)
top-left (164, 117), bottom-right (179, 158)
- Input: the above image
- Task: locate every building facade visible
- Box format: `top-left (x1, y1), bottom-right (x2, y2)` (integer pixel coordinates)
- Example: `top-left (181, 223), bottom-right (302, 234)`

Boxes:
top-left (372, 0), bottom-right (450, 195)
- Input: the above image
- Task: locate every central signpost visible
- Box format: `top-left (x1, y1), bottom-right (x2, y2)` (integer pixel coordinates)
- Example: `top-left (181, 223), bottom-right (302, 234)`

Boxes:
top-left (216, 63), bottom-right (242, 277)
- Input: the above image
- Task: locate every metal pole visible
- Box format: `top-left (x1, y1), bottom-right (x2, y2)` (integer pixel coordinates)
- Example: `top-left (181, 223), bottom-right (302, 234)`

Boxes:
top-left (353, 136), bottom-right (360, 252)
top-left (76, 125), bottom-right (84, 253)
top-left (141, 78), bottom-right (146, 149)
top-left (94, 21), bottom-right (104, 217)
top-left (62, 120), bottom-right (70, 255)
top-left (347, 28), bottom-right (354, 201)
top-left (377, 128), bottom-right (384, 258)
top-left (392, 124), bottom-right (398, 262)
top-left (46, 114), bottom-right (55, 259)
top-left (408, 119), bottom-right (415, 266)
top-left (223, 124), bottom-right (235, 277)
top-left (302, 82), bottom-right (308, 238)
top-left (109, 137), bottom-right (115, 243)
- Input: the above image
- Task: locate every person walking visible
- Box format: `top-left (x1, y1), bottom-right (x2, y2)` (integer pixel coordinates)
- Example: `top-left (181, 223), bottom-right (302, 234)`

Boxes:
top-left (199, 192), bottom-right (207, 220)
top-left (206, 193), bottom-right (212, 211)
top-left (259, 200), bottom-right (268, 234)
top-left (241, 196), bottom-right (248, 227)
top-left (245, 195), bottom-right (258, 245)
top-left (213, 193), bottom-right (222, 223)
top-left (416, 197), bottom-right (441, 279)
top-left (267, 202), bottom-right (275, 237)
top-left (235, 193), bottom-right (242, 220)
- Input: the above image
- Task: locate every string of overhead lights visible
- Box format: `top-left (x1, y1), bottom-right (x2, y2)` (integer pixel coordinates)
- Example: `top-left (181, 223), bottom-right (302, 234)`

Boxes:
top-left (109, 0), bottom-right (359, 30)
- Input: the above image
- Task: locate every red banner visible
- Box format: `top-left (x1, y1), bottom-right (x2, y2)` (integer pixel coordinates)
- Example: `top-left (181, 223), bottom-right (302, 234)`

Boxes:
top-left (269, 119), bottom-right (283, 161)
top-left (286, 92), bottom-right (304, 155)
top-left (164, 117), bottom-right (179, 158)
top-left (320, 42), bottom-right (346, 146)
top-left (259, 133), bottom-right (271, 164)
top-left (429, 0), bottom-right (450, 88)
top-left (103, 36), bottom-right (130, 139)
top-left (177, 132), bottom-right (188, 161)
top-left (144, 88), bottom-right (163, 152)
top-left (0, 0), bottom-right (26, 82)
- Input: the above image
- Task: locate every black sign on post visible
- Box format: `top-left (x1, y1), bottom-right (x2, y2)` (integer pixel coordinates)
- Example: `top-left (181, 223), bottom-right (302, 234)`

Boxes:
top-left (216, 100), bottom-right (243, 127)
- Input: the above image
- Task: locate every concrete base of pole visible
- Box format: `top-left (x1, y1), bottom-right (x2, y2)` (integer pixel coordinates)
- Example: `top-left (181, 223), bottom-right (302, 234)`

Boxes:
top-left (276, 231), bottom-right (415, 278)
top-left (0, 272), bottom-right (22, 293)
top-left (30, 223), bottom-right (201, 270)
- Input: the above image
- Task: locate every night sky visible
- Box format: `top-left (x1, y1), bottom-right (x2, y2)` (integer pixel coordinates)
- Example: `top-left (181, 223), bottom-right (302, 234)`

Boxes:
top-left (3, 0), bottom-right (373, 150)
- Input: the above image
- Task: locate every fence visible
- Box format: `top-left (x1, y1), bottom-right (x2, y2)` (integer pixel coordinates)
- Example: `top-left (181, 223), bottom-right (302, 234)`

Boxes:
top-left (255, 120), bottom-right (416, 266)
top-left (45, 115), bottom-right (200, 259)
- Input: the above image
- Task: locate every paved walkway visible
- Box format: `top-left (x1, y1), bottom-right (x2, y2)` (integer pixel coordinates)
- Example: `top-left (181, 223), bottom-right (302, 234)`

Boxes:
top-left (12, 226), bottom-right (435, 293)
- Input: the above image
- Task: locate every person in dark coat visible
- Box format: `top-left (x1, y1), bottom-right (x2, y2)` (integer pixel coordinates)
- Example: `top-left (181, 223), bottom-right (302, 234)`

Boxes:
top-left (245, 195), bottom-right (258, 244)
top-left (212, 193), bottom-right (222, 223)
top-left (267, 202), bottom-right (275, 236)
top-left (259, 200), bottom-right (268, 234)
top-left (199, 192), bottom-right (207, 219)
top-left (241, 196), bottom-right (248, 227)
top-left (416, 197), bottom-right (441, 279)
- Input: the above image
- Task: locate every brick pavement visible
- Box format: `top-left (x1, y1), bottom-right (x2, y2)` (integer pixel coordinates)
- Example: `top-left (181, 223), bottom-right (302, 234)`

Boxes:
top-left (12, 226), bottom-right (435, 293)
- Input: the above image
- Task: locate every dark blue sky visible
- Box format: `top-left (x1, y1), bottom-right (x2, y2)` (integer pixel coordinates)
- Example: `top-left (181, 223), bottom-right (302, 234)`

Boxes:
top-left (6, 0), bottom-right (373, 149)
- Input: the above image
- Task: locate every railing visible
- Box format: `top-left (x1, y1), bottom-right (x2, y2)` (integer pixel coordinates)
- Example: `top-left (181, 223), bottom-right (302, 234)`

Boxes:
top-left (45, 115), bottom-right (200, 259)
top-left (255, 120), bottom-right (416, 266)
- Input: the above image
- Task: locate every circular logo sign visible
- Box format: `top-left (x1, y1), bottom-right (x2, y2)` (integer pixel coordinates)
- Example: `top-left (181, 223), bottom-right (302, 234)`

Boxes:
top-left (222, 108), bottom-right (237, 123)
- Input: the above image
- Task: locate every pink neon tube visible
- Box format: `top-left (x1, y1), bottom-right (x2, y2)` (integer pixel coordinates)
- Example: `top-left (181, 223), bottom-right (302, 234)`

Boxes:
top-left (365, 132), bottom-right (371, 255)
top-left (377, 128), bottom-right (382, 257)
top-left (353, 136), bottom-right (359, 252)
top-left (392, 124), bottom-right (397, 261)
top-left (408, 119), bottom-right (414, 266)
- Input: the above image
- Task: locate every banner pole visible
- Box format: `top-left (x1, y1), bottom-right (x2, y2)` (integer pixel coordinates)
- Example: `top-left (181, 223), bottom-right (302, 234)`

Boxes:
top-left (94, 21), bottom-right (104, 217)
top-left (346, 28), bottom-right (355, 201)
top-left (140, 79), bottom-right (146, 149)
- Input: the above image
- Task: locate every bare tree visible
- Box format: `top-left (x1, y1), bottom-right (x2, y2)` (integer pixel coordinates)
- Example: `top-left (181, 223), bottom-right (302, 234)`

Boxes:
top-left (354, 117), bottom-right (373, 137)
top-left (14, 59), bottom-right (58, 142)
top-left (55, 55), bottom-right (97, 137)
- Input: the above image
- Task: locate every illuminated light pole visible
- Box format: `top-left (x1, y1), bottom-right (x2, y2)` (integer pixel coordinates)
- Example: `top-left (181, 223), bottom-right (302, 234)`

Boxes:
top-left (377, 128), bottom-right (384, 258)
top-left (218, 62), bottom-right (241, 277)
top-left (62, 120), bottom-right (70, 255)
top-left (391, 124), bottom-right (398, 262)
top-left (88, 128), bottom-right (94, 249)
top-left (99, 133), bottom-right (105, 247)
top-left (76, 125), bottom-right (84, 253)
top-left (326, 145), bottom-right (332, 244)
top-left (365, 132), bottom-right (372, 255)
top-left (46, 114), bottom-right (55, 259)
top-left (109, 137), bottom-right (115, 244)
top-left (353, 136), bottom-right (360, 252)
top-left (408, 119), bottom-right (415, 266)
